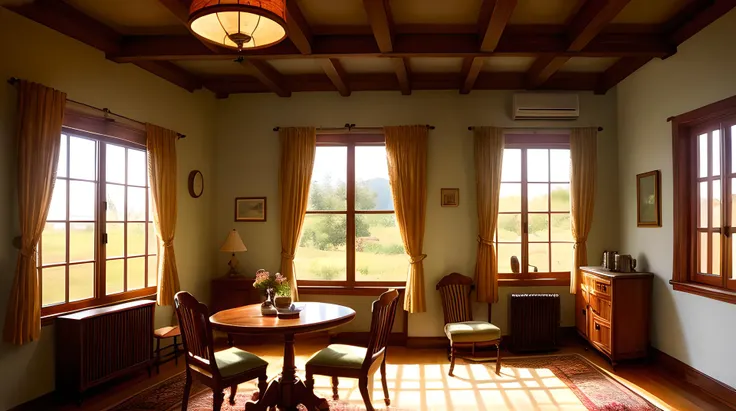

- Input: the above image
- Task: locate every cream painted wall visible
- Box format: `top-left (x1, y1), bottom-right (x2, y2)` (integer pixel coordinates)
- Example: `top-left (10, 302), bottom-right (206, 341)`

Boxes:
top-left (212, 90), bottom-right (619, 337)
top-left (616, 9), bottom-right (736, 389)
top-left (0, 9), bottom-right (215, 409)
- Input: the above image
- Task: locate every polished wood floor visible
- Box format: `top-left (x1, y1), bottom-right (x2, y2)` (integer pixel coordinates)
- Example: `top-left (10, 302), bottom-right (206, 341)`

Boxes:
top-left (22, 335), bottom-right (733, 411)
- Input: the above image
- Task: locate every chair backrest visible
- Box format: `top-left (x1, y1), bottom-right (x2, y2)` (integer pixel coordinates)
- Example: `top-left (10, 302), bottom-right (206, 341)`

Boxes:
top-left (436, 273), bottom-right (474, 324)
top-left (363, 289), bottom-right (400, 365)
top-left (174, 291), bottom-right (217, 376)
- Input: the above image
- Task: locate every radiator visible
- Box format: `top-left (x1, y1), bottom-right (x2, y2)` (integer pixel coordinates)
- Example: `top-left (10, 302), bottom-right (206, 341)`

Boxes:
top-left (56, 300), bottom-right (155, 400)
top-left (509, 293), bottom-right (560, 352)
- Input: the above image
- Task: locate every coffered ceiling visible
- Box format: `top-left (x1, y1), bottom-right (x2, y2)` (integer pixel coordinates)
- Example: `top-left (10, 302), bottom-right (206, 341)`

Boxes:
top-left (4, 0), bottom-right (734, 98)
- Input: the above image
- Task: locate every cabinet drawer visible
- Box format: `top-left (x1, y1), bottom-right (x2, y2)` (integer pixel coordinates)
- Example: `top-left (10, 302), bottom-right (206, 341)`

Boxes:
top-left (589, 314), bottom-right (612, 353)
top-left (589, 294), bottom-right (611, 321)
top-left (590, 276), bottom-right (612, 298)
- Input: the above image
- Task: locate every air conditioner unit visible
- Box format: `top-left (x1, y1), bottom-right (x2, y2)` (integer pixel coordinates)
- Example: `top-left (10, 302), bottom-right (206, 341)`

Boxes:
top-left (512, 93), bottom-right (580, 120)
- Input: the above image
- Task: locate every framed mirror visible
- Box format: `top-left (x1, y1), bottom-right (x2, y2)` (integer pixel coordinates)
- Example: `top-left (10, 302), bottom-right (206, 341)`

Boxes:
top-left (188, 170), bottom-right (204, 198)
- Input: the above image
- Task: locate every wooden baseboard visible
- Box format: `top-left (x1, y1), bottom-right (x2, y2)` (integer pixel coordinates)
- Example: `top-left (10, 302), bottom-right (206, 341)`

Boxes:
top-left (651, 347), bottom-right (736, 408)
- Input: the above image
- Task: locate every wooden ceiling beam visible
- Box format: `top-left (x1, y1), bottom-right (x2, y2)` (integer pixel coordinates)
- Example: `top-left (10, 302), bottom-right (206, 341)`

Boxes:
top-left (668, 0), bottom-right (736, 46)
top-left (391, 58), bottom-right (411, 95)
top-left (286, 0), bottom-right (313, 54)
top-left (133, 61), bottom-right (203, 92)
top-left (363, 0), bottom-right (395, 53)
top-left (156, 0), bottom-right (224, 53)
top-left (478, 0), bottom-right (518, 52)
top-left (460, 57), bottom-right (485, 94)
top-left (526, 0), bottom-right (632, 88)
top-left (320, 58), bottom-right (350, 96)
top-left (239, 59), bottom-right (291, 97)
top-left (595, 56), bottom-right (652, 94)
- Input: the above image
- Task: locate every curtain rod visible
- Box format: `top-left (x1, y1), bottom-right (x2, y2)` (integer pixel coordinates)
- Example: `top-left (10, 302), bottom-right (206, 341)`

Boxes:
top-left (273, 123), bottom-right (435, 132)
top-left (7, 77), bottom-right (186, 139)
top-left (468, 126), bottom-right (603, 132)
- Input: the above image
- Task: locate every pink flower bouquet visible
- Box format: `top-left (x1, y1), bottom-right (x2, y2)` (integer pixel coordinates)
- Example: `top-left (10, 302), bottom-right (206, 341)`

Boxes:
top-left (253, 269), bottom-right (291, 296)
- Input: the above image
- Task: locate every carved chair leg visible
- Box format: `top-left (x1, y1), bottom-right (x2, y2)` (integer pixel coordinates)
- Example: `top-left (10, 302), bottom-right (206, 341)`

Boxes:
top-left (358, 377), bottom-right (375, 411)
top-left (155, 338), bottom-right (161, 374)
top-left (305, 372), bottom-right (315, 391)
top-left (448, 345), bottom-right (456, 377)
top-left (173, 336), bottom-right (179, 366)
top-left (495, 343), bottom-right (502, 375)
top-left (257, 374), bottom-right (267, 400)
top-left (381, 360), bottom-right (390, 406)
top-left (181, 372), bottom-right (192, 411)
top-left (213, 389), bottom-right (225, 411)
top-left (331, 376), bottom-right (339, 400)
top-left (229, 384), bottom-right (237, 405)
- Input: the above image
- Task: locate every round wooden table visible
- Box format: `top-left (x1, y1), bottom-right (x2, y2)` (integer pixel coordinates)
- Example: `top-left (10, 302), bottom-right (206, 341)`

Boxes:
top-left (210, 302), bottom-right (356, 411)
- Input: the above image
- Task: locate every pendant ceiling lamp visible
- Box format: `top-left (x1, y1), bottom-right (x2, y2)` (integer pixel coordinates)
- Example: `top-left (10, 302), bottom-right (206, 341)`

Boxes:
top-left (188, 0), bottom-right (288, 51)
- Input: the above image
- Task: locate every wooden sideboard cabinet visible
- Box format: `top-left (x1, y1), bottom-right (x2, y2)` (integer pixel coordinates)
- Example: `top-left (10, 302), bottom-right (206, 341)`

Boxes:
top-left (210, 275), bottom-right (260, 314)
top-left (575, 266), bottom-right (653, 365)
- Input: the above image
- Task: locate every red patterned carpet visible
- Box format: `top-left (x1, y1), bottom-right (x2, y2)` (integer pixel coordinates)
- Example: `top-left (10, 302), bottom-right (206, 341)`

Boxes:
top-left (107, 354), bottom-right (660, 411)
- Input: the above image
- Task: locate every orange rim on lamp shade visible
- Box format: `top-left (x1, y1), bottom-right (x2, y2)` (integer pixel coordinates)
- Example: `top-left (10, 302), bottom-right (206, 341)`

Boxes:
top-left (188, 0), bottom-right (287, 51)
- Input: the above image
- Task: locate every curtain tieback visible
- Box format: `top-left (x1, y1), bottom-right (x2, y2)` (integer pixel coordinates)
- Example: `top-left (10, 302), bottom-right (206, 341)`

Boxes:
top-left (19, 244), bottom-right (37, 258)
top-left (573, 241), bottom-right (586, 249)
top-left (409, 254), bottom-right (427, 264)
top-left (477, 235), bottom-right (494, 246)
top-left (162, 241), bottom-right (174, 248)
top-left (281, 252), bottom-right (295, 261)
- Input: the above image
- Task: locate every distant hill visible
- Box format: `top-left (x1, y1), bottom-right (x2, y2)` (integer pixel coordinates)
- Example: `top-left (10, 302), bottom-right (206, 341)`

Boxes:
top-left (364, 178), bottom-right (393, 210)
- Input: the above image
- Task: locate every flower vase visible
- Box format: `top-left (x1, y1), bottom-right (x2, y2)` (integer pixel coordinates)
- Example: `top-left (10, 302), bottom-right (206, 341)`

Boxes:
top-left (261, 287), bottom-right (277, 316)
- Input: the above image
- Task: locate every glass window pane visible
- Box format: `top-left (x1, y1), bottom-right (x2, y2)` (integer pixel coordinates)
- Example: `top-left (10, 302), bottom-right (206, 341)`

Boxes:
top-left (712, 180), bottom-right (721, 228)
top-left (551, 214), bottom-right (572, 242)
top-left (528, 149), bottom-right (549, 182)
top-left (128, 187), bottom-right (147, 221)
top-left (107, 223), bottom-right (124, 258)
top-left (698, 133), bottom-right (707, 178)
top-left (127, 149), bottom-right (147, 186)
top-left (128, 223), bottom-right (146, 256)
top-left (699, 232), bottom-right (707, 273)
top-left (106, 184), bottom-right (125, 221)
top-left (355, 214), bottom-right (406, 281)
top-left (712, 233), bottom-right (721, 276)
top-left (106, 259), bottom-right (124, 295)
top-left (549, 149), bottom-right (570, 182)
top-left (551, 243), bottom-right (573, 272)
top-left (712, 130), bottom-right (721, 177)
top-left (69, 181), bottom-right (95, 221)
top-left (69, 223), bottom-right (94, 262)
top-left (528, 214), bottom-right (549, 242)
top-left (499, 183), bottom-right (521, 212)
top-left (497, 243), bottom-right (521, 274)
top-left (48, 180), bottom-right (67, 221)
top-left (497, 214), bottom-right (521, 242)
top-left (308, 147), bottom-right (347, 211)
top-left (128, 257), bottom-right (145, 291)
top-left (148, 223), bottom-right (157, 255)
top-left (69, 263), bottom-right (94, 302)
top-left (148, 188), bottom-right (154, 222)
top-left (41, 266), bottom-right (66, 306)
top-left (69, 136), bottom-right (97, 180)
top-left (502, 149), bottom-right (521, 182)
top-left (106, 144), bottom-right (126, 184)
top-left (41, 223), bottom-right (66, 266)
top-left (295, 214), bottom-right (347, 281)
top-left (529, 243), bottom-right (550, 273)
top-left (550, 184), bottom-right (570, 212)
top-left (528, 183), bottom-right (549, 212)
top-left (355, 146), bottom-right (392, 211)
top-left (58, 135), bottom-right (67, 178)
top-left (148, 256), bottom-right (158, 287)
top-left (699, 182), bottom-right (707, 228)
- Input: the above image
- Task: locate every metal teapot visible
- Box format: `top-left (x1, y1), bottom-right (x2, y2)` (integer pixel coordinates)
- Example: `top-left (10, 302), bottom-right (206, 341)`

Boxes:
top-left (614, 254), bottom-right (637, 273)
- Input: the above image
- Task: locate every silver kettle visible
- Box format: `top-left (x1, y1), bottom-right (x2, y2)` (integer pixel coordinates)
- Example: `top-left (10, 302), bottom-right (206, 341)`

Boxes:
top-left (614, 254), bottom-right (637, 273)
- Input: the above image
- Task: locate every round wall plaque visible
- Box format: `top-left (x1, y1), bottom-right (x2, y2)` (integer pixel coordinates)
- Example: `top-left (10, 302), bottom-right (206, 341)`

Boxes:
top-left (188, 170), bottom-right (204, 198)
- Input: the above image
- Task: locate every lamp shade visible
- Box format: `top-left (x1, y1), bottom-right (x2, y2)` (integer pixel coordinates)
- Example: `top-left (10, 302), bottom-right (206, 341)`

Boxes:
top-left (221, 229), bottom-right (247, 253)
top-left (189, 0), bottom-right (287, 51)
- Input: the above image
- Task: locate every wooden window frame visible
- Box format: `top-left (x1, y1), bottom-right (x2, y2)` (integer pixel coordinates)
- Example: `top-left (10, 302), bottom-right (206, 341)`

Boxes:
top-left (297, 134), bottom-right (406, 293)
top-left (671, 94), bottom-right (736, 304)
top-left (39, 125), bottom-right (157, 322)
top-left (497, 134), bottom-right (572, 287)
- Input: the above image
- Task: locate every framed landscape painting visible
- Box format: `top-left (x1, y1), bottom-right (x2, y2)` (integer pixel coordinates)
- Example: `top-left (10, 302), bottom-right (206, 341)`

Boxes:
top-left (637, 171), bottom-right (661, 227)
top-left (235, 197), bottom-right (267, 222)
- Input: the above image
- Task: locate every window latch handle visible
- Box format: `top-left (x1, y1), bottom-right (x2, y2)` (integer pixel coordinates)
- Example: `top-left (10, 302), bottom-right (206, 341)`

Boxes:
top-left (102, 233), bottom-right (108, 244)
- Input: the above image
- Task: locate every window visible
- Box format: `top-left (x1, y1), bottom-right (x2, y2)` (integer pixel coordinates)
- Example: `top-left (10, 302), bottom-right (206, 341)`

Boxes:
top-left (671, 95), bottom-right (736, 304)
top-left (295, 134), bottom-right (406, 289)
top-left (39, 130), bottom-right (157, 317)
top-left (496, 136), bottom-right (573, 285)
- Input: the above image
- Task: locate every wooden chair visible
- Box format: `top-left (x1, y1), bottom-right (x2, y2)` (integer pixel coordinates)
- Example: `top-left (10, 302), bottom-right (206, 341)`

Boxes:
top-left (305, 289), bottom-right (400, 411)
top-left (436, 273), bottom-right (502, 376)
top-left (174, 292), bottom-right (269, 411)
top-left (153, 325), bottom-right (181, 374)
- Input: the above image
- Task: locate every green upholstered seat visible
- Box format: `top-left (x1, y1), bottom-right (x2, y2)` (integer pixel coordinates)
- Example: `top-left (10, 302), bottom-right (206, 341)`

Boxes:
top-left (214, 347), bottom-right (268, 378)
top-left (444, 321), bottom-right (501, 343)
top-left (306, 344), bottom-right (368, 370)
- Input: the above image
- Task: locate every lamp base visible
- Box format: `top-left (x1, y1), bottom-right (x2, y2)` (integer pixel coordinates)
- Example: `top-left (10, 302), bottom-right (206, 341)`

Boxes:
top-left (226, 254), bottom-right (242, 277)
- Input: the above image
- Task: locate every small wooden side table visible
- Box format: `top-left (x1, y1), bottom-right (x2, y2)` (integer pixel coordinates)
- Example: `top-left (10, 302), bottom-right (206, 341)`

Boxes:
top-left (210, 275), bottom-right (261, 314)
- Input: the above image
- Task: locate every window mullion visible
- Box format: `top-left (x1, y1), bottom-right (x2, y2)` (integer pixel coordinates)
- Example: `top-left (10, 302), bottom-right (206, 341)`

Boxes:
top-left (97, 143), bottom-right (106, 300)
top-left (722, 123), bottom-right (731, 286)
top-left (346, 143), bottom-right (356, 287)
top-left (521, 148), bottom-right (529, 278)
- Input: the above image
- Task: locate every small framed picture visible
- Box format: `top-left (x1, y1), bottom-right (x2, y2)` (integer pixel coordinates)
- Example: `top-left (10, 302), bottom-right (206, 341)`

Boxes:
top-left (441, 188), bottom-right (459, 207)
top-left (235, 197), bottom-right (267, 222)
top-left (636, 171), bottom-right (661, 227)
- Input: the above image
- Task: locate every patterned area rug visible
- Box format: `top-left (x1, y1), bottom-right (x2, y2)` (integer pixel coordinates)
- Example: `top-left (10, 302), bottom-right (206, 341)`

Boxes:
top-left (107, 354), bottom-right (660, 411)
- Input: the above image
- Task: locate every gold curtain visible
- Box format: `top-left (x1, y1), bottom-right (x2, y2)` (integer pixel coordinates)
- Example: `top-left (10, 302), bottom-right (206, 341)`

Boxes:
top-left (146, 124), bottom-right (180, 306)
top-left (279, 127), bottom-right (316, 301)
top-left (3, 81), bottom-right (66, 344)
top-left (385, 125), bottom-right (429, 313)
top-left (473, 127), bottom-right (504, 303)
top-left (569, 127), bottom-right (598, 294)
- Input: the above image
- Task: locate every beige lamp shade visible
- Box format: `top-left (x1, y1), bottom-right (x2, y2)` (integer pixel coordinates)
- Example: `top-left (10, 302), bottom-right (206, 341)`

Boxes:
top-left (221, 229), bottom-right (247, 253)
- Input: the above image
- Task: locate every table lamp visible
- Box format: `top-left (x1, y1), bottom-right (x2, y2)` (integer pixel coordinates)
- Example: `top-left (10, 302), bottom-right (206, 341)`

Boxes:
top-left (220, 229), bottom-right (247, 276)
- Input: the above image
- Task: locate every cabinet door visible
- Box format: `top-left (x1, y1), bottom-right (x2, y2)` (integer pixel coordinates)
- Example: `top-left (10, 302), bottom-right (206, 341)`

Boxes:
top-left (590, 314), bottom-right (612, 353)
